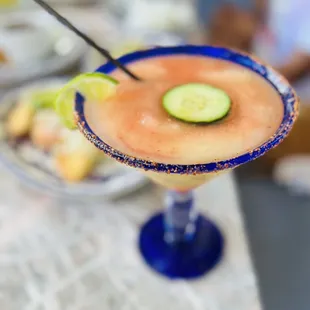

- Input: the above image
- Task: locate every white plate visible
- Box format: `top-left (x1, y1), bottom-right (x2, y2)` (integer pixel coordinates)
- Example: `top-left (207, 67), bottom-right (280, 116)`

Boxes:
top-left (0, 8), bottom-right (118, 88)
top-left (0, 78), bottom-right (148, 198)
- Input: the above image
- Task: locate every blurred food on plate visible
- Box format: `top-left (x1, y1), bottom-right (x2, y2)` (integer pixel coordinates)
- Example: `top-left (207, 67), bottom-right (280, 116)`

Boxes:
top-left (4, 84), bottom-right (103, 183)
top-left (6, 94), bottom-right (36, 138)
top-left (54, 130), bottom-right (101, 182)
top-left (30, 109), bottom-right (62, 151)
top-left (0, 49), bottom-right (8, 64)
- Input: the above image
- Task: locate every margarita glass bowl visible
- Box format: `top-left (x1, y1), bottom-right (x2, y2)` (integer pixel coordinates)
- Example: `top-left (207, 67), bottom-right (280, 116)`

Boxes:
top-left (75, 45), bottom-right (299, 279)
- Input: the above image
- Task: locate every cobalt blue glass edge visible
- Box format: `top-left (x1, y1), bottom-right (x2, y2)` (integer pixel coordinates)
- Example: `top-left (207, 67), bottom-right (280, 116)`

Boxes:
top-left (75, 45), bottom-right (299, 174)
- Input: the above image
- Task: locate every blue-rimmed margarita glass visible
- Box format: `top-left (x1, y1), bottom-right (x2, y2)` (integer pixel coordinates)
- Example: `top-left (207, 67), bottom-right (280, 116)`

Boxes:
top-left (75, 45), bottom-right (299, 279)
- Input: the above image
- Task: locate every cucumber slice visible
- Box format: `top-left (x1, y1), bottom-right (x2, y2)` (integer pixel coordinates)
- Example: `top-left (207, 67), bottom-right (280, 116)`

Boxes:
top-left (162, 83), bottom-right (231, 123)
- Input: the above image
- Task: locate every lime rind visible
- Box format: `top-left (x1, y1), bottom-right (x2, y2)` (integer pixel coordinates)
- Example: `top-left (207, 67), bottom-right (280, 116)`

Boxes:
top-left (54, 73), bottom-right (118, 129)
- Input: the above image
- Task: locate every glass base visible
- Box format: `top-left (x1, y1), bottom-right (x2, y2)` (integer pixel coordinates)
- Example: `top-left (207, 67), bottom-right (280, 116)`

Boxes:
top-left (139, 213), bottom-right (224, 279)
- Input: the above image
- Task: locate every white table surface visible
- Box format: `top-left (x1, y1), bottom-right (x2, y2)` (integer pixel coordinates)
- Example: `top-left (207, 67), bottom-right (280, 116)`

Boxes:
top-left (0, 168), bottom-right (262, 310)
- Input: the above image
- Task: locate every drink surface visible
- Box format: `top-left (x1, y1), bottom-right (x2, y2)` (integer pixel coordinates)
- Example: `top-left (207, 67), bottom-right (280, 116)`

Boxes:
top-left (85, 55), bottom-right (284, 165)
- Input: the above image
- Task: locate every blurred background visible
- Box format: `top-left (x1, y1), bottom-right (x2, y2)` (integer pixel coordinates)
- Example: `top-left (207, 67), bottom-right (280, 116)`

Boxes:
top-left (1, 0), bottom-right (310, 309)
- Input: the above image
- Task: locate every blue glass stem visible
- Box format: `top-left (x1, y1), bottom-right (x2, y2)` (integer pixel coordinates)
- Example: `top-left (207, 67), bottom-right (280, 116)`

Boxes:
top-left (139, 189), bottom-right (224, 278)
top-left (164, 190), bottom-right (198, 244)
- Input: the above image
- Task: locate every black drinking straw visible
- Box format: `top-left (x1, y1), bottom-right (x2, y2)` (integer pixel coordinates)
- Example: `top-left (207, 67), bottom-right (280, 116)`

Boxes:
top-left (33, 0), bottom-right (141, 81)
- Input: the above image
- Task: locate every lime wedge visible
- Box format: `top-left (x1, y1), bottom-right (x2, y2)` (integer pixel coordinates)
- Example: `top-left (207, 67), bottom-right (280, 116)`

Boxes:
top-left (54, 73), bottom-right (118, 129)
